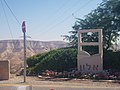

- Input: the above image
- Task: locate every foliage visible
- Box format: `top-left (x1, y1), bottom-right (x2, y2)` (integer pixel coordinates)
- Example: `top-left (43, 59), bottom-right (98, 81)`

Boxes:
top-left (103, 50), bottom-right (120, 70)
top-left (64, 0), bottom-right (120, 50)
top-left (27, 48), bottom-right (120, 75)
top-left (27, 51), bottom-right (53, 67)
top-left (27, 48), bottom-right (77, 74)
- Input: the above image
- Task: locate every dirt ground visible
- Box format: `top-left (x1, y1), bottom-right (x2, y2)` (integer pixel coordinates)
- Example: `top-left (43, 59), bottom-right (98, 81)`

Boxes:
top-left (0, 75), bottom-right (120, 88)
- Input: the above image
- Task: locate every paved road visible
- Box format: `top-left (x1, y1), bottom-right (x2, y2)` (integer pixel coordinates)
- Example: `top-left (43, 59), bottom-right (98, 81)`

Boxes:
top-left (0, 76), bottom-right (120, 90)
top-left (0, 84), bottom-right (120, 90)
top-left (32, 85), bottom-right (120, 90)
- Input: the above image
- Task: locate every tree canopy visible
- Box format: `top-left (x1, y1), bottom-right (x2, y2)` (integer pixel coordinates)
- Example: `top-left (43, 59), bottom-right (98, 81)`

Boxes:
top-left (64, 0), bottom-right (120, 50)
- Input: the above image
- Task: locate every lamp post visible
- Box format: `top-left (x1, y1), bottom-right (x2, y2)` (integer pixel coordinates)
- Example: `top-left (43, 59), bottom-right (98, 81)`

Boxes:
top-left (22, 21), bottom-right (26, 82)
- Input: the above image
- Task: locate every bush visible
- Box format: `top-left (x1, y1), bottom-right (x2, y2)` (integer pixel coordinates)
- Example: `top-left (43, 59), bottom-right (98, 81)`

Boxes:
top-left (103, 50), bottom-right (120, 70)
top-left (27, 48), bottom-right (120, 75)
top-left (27, 48), bottom-right (77, 74)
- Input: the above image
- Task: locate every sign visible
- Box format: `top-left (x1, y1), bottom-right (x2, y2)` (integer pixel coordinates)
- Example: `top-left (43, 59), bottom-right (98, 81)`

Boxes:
top-left (22, 21), bottom-right (26, 33)
top-left (77, 29), bottom-right (103, 73)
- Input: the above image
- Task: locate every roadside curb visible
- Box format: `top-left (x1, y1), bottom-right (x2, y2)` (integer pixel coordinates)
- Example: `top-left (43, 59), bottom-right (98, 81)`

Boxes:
top-left (0, 84), bottom-right (32, 90)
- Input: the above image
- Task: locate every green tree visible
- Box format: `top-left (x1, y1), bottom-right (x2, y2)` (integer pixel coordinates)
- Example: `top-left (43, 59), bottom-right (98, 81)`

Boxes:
top-left (64, 0), bottom-right (120, 50)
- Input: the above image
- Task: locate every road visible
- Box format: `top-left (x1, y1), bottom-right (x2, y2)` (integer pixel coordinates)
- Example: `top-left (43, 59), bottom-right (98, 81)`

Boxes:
top-left (0, 76), bottom-right (120, 90)
top-left (32, 85), bottom-right (120, 90)
top-left (0, 84), bottom-right (120, 90)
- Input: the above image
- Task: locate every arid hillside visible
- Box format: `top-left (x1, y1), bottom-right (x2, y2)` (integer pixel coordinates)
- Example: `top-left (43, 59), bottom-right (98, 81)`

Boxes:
top-left (0, 40), bottom-right (68, 73)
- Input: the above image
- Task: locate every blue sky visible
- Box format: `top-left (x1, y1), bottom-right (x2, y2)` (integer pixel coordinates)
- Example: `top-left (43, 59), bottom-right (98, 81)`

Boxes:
top-left (0, 0), bottom-right (102, 41)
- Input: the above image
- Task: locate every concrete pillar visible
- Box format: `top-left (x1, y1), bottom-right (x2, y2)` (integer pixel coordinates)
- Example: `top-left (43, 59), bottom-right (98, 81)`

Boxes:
top-left (0, 60), bottom-right (10, 80)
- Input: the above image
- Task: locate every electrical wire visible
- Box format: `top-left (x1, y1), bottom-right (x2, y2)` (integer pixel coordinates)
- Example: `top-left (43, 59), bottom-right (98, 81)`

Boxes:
top-left (36, 0), bottom-right (72, 34)
top-left (73, 0), bottom-right (92, 14)
top-left (3, 0), bottom-right (21, 25)
top-left (45, 0), bottom-right (81, 29)
top-left (47, 0), bottom-right (71, 19)
top-left (3, 0), bottom-right (33, 40)
top-left (1, 0), bottom-right (13, 39)
top-left (40, 0), bottom-right (93, 35)
top-left (2, 0), bottom-right (99, 41)
top-left (39, 0), bottom-right (81, 35)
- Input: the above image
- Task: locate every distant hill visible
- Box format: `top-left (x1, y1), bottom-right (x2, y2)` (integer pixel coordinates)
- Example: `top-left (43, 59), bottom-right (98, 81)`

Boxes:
top-left (0, 40), bottom-right (68, 73)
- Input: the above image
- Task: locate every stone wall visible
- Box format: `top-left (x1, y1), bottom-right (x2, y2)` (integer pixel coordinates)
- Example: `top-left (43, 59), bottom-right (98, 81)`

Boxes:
top-left (0, 60), bottom-right (10, 80)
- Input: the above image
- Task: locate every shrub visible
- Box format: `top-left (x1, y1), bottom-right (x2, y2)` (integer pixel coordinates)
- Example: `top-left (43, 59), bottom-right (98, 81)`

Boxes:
top-left (27, 48), bottom-right (77, 74)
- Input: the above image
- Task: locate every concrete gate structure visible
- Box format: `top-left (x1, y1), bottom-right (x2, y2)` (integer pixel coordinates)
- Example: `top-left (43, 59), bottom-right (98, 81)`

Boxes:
top-left (77, 29), bottom-right (103, 73)
top-left (0, 60), bottom-right (10, 80)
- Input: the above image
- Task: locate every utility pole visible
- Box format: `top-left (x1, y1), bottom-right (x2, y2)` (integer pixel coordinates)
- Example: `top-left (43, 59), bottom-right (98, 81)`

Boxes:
top-left (22, 21), bottom-right (26, 83)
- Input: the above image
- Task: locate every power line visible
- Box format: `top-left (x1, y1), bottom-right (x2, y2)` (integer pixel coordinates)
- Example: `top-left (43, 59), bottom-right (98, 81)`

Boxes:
top-left (39, 0), bottom-right (81, 35)
top-left (40, 0), bottom-right (93, 35)
top-left (73, 0), bottom-right (92, 14)
top-left (0, 0), bottom-right (13, 39)
top-left (3, 0), bottom-right (33, 40)
top-left (46, 0), bottom-right (81, 28)
top-left (3, 0), bottom-right (21, 25)
top-left (47, 0), bottom-right (71, 19)
top-left (36, 0), bottom-right (72, 34)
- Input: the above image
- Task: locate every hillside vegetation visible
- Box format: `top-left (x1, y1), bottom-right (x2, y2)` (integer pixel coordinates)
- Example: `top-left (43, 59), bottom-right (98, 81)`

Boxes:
top-left (27, 47), bottom-right (120, 75)
top-left (27, 48), bottom-right (77, 75)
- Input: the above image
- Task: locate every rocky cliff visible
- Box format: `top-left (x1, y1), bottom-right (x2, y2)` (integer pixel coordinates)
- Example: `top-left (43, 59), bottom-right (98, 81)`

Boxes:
top-left (0, 40), bottom-right (68, 73)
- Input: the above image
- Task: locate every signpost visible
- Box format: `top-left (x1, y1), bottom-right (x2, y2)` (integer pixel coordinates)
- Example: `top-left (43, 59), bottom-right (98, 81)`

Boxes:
top-left (22, 21), bottom-right (26, 82)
